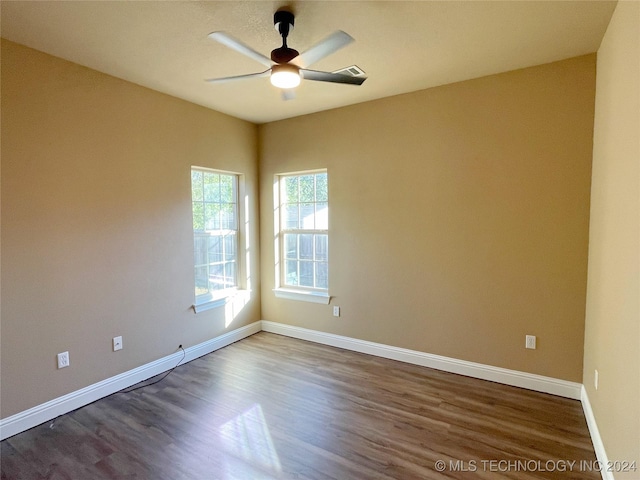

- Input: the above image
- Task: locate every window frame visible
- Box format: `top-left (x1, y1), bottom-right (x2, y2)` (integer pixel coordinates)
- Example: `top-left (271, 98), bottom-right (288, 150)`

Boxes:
top-left (274, 169), bottom-right (330, 304)
top-left (190, 166), bottom-right (242, 312)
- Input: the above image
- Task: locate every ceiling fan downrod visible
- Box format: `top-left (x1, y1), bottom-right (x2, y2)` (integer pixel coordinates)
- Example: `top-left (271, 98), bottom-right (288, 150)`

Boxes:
top-left (272, 10), bottom-right (299, 64)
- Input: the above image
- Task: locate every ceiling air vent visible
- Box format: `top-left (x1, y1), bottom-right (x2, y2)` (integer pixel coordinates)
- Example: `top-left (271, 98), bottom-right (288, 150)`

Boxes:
top-left (332, 65), bottom-right (366, 77)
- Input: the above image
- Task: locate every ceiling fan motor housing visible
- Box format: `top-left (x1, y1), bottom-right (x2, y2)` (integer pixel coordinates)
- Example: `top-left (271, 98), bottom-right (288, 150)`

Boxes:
top-left (271, 47), bottom-right (299, 64)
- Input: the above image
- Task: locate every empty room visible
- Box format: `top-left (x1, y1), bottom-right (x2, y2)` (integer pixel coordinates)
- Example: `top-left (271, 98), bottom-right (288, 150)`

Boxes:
top-left (1, 1), bottom-right (638, 479)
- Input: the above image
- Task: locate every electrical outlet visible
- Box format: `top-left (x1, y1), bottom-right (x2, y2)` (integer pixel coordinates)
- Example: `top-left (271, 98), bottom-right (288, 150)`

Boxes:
top-left (57, 351), bottom-right (70, 369)
top-left (333, 306), bottom-right (340, 317)
top-left (594, 369), bottom-right (599, 390)
top-left (525, 335), bottom-right (536, 349)
top-left (113, 336), bottom-right (123, 351)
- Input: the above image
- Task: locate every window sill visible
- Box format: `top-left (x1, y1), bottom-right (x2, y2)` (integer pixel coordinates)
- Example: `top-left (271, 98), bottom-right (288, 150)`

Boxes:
top-left (193, 289), bottom-right (248, 313)
top-left (273, 288), bottom-right (331, 305)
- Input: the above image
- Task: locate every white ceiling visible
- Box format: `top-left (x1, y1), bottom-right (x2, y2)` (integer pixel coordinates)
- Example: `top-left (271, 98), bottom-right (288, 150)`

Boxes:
top-left (1, 1), bottom-right (616, 124)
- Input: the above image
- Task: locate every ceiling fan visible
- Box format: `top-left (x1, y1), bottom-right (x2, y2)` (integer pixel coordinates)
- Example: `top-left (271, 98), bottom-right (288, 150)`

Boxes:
top-left (205, 10), bottom-right (366, 100)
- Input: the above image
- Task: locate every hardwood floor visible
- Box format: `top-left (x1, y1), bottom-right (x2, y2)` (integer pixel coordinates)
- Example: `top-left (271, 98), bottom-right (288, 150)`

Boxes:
top-left (1, 332), bottom-right (599, 480)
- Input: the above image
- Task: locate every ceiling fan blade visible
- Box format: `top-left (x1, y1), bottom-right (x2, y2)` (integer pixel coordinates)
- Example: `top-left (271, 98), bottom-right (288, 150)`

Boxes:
top-left (205, 70), bottom-right (270, 84)
top-left (208, 32), bottom-right (273, 68)
top-left (300, 69), bottom-right (366, 85)
top-left (294, 31), bottom-right (354, 68)
top-left (281, 89), bottom-right (296, 101)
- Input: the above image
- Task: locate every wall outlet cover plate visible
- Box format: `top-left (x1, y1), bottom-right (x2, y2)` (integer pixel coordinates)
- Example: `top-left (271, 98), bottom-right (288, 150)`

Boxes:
top-left (57, 351), bottom-right (70, 369)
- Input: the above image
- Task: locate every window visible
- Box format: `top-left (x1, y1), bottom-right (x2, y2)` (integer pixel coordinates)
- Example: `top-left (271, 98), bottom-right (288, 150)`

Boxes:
top-left (276, 171), bottom-right (329, 300)
top-left (191, 168), bottom-right (238, 307)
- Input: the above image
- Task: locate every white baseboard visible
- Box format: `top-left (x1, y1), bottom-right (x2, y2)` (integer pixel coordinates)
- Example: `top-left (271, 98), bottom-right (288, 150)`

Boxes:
top-left (0, 321), bottom-right (261, 441)
top-left (260, 320), bottom-right (583, 400)
top-left (581, 386), bottom-right (613, 480)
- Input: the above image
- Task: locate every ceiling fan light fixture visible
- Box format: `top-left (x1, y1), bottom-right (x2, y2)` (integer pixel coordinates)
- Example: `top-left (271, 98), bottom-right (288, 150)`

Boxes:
top-left (270, 64), bottom-right (301, 89)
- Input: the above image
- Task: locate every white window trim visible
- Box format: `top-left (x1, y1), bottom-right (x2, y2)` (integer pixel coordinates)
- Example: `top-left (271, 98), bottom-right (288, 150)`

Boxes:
top-left (274, 170), bottom-right (329, 300)
top-left (191, 167), bottom-right (247, 313)
top-left (193, 287), bottom-right (249, 313)
top-left (273, 288), bottom-right (331, 304)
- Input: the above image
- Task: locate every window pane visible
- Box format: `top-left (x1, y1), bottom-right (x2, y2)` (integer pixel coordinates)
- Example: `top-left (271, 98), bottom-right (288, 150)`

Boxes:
top-left (285, 234), bottom-right (298, 259)
top-left (224, 234), bottom-right (236, 261)
top-left (204, 173), bottom-right (220, 201)
top-left (299, 175), bottom-right (314, 202)
top-left (315, 202), bottom-right (328, 230)
top-left (315, 235), bottom-right (328, 262)
top-left (192, 202), bottom-right (204, 232)
top-left (194, 235), bottom-right (207, 265)
top-left (315, 173), bottom-right (328, 202)
top-left (191, 170), bottom-right (203, 201)
top-left (195, 266), bottom-right (209, 295)
top-left (284, 176), bottom-right (298, 203)
top-left (299, 234), bottom-right (313, 260)
top-left (220, 175), bottom-right (233, 203)
top-left (300, 203), bottom-right (315, 229)
top-left (205, 203), bottom-right (219, 231)
top-left (209, 263), bottom-right (224, 290)
top-left (285, 205), bottom-right (299, 229)
top-left (221, 203), bottom-right (236, 230)
top-left (231, 178), bottom-right (237, 206)
top-left (208, 235), bottom-right (223, 263)
top-left (315, 262), bottom-right (328, 289)
top-left (225, 262), bottom-right (236, 288)
top-left (285, 260), bottom-right (298, 285)
top-left (299, 261), bottom-right (314, 287)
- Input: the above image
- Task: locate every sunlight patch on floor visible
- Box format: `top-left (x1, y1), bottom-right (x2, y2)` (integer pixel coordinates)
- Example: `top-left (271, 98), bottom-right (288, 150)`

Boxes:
top-left (218, 403), bottom-right (282, 477)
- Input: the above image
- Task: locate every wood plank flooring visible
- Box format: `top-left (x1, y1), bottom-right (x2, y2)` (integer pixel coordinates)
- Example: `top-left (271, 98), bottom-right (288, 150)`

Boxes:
top-left (1, 332), bottom-right (599, 480)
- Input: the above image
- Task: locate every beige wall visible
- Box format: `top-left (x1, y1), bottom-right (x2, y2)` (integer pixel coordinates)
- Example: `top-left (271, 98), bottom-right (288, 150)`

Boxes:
top-left (584, 1), bottom-right (640, 475)
top-left (0, 40), bottom-right (261, 418)
top-left (260, 55), bottom-right (596, 382)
